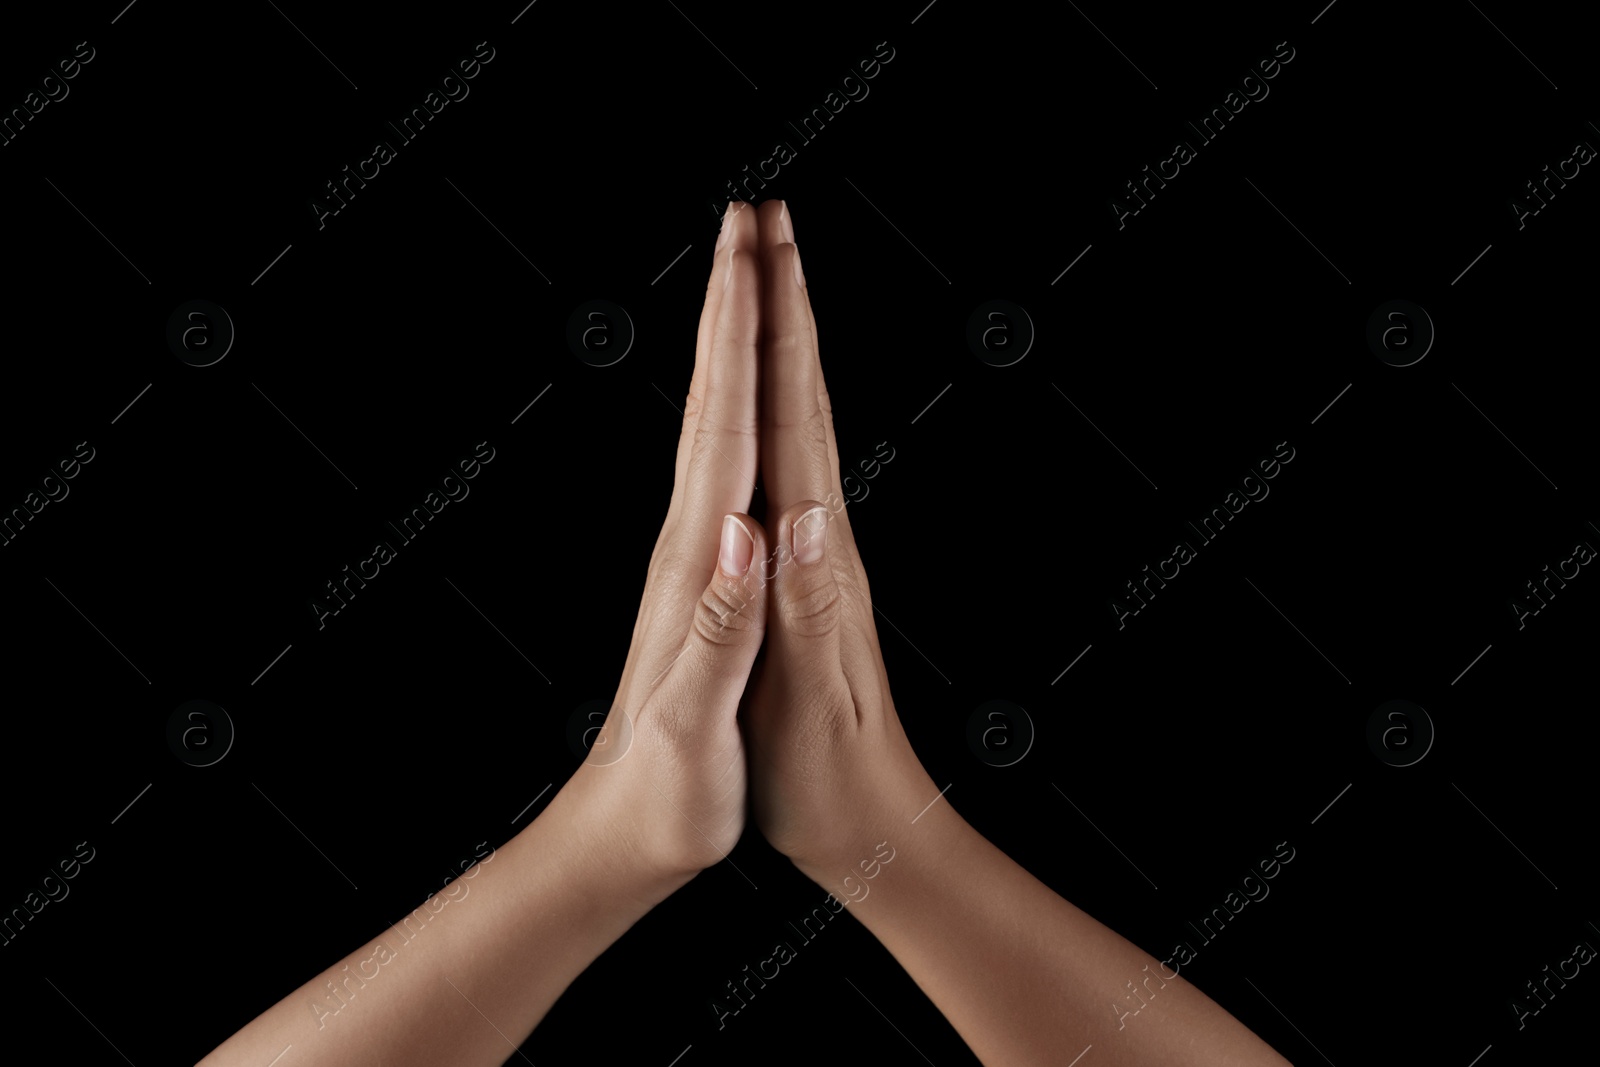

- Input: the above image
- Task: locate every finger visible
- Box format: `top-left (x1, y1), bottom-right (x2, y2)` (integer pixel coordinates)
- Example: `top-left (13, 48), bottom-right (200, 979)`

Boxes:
top-left (665, 201), bottom-right (758, 530)
top-left (758, 207), bottom-right (832, 516)
top-left (673, 245), bottom-right (761, 539)
top-left (762, 500), bottom-right (844, 682)
top-left (755, 202), bottom-right (848, 516)
top-left (649, 513), bottom-right (770, 724)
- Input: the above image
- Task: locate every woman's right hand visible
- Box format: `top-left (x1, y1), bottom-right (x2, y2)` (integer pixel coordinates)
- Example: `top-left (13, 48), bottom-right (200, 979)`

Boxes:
top-left (740, 200), bottom-right (1295, 1067)
top-left (741, 199), bottom-right (941, 890)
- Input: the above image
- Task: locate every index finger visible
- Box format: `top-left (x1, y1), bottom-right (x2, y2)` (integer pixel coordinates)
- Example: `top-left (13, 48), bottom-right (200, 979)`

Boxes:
top-left (757, 201), bottom-right (833, 515)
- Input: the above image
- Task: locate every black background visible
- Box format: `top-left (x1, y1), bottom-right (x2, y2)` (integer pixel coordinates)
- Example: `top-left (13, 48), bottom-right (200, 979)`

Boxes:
top-left (1, 2), bottom-right (1594, 1064)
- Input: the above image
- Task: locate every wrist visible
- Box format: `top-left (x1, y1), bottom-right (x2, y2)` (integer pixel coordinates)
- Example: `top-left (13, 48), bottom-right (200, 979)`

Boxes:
top-left (789, 764), bottom-right (949, 895)
top-left (527, 770), bottom-right (698, 921)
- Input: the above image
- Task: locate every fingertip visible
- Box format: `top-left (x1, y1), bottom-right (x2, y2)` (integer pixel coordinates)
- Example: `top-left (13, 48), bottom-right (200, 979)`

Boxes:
top-left (793, 505), bottom-right (827, 564)
top-left (719, 514), bottom-right (754, 578)
top-left (757, 199), bottom-right (789, 249)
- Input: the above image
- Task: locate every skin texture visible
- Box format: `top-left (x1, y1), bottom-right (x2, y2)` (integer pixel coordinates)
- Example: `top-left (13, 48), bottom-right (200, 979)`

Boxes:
top-left (196, 203), bottom-right (771, 1067)
top-left (198, 200), bottom-right (1294, 1067)
top-left (741, 199), bottom-right (1295, 1067)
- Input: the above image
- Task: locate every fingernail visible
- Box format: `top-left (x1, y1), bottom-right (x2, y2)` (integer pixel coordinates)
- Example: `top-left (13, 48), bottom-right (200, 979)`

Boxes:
top-left (725, 249), bottom-right (736, 290)
top-left (779, 201), bottom-right (795, 244)
top-left (716, 204), bottom-right (734, 251)
top-left (791, 245), bottom-right (805, 289)
top-left (720, 515), bottom-right (753, 577)
top-left (794, 506), bottom-right (827, 564)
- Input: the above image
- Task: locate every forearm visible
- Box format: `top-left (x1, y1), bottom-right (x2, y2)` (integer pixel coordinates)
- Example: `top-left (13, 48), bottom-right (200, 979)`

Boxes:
top-left (806, 796), bottom-right (1291, 1067)
top-left (198, 775), bottom-right (689, 1067)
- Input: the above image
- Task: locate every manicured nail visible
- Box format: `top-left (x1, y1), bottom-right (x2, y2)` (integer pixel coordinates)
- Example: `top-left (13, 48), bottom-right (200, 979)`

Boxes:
top-left (725, 249), bottom-right (736, 290)
top-left (791, 244), bottom-right (805, 289)
top-left (794, 506), bottom-right (827, 564)
top-left (720, 515), bottom-right (753, 577)
top-left (716, 205), bottom-right (734, 251)
top-left (779, 201), bottom-right (795, 244)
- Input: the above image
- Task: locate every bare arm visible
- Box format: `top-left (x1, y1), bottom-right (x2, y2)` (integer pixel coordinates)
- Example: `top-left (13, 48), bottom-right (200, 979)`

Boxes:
top-left (795, 792), bottom-right (1292, 1066)
top-left (199, 201), bottom-right (774, 1067)
top-left (743, 197), bottom-right (1293, 1066)
top-left (197, 783), bottom-right (688, 1067)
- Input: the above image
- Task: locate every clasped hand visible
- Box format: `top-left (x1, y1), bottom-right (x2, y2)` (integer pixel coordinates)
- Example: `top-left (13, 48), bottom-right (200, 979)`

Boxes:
top-left (561, 199), bottom-right (936, 891)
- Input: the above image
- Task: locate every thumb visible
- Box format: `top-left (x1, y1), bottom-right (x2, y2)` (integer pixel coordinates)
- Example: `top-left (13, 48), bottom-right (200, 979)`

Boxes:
top-left (656, 514), bottom-right (770, 712)
top-left (766, 501), bottom-right (843, 673)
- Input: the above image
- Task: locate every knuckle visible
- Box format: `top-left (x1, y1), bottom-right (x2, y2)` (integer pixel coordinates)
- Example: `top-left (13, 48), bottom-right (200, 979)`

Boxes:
top-left (770, 403), bottom-right (826, 433)
top-left (647, 545), bottom-right (702, 597)
top-left (780, 575), bottom-right (842, 638)
top-left (764, 329), bottom-right (815, 356)
top-left (694, 413), bottom-right (758, 442)
top-left (694, 580), bottom-right (761, 646)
